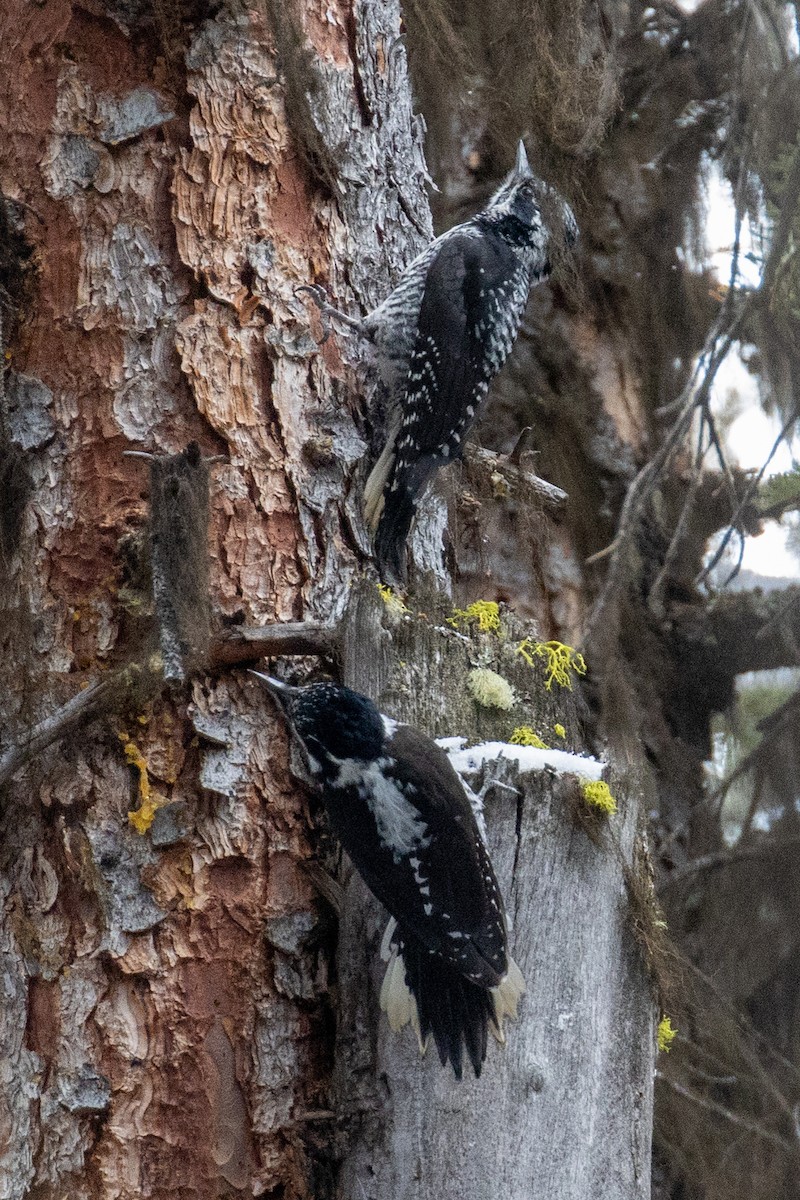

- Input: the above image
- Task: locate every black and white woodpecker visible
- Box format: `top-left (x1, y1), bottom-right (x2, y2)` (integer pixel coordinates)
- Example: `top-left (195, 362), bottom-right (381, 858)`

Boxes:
top-left (250, 671), bottom-right (525, 1079)
top-left (301, 141), bottom-right (577, 582)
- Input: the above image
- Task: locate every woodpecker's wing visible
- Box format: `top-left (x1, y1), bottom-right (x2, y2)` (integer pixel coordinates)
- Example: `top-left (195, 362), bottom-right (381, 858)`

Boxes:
top-left (326, 723), bottom-right (509, 986)
top-left (393, 226), bottom-right (518, 465)
top-left (373, 227), bottom-right (519, 579)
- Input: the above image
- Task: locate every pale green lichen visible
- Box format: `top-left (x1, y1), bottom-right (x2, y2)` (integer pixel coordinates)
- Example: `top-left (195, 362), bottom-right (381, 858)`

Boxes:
top-left (467, 667), bottom-right (515, 710)
top-left (657, 1015), bottom-right (677, 1053)
top-left (517, 638), bottom-right (587, 690)
top-left (448, 600), bottom-right (502, 634)
top-left (580, 779), bottom-right (617, 816)
top-left (554, 723), bottom-right (567, 739)
top-left (509, 725), bottom-right (550, 749)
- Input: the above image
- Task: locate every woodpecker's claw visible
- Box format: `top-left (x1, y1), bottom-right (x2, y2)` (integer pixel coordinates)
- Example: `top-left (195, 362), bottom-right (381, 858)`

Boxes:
top-left (295, 285), bottom-right (333, 343)
top-left (295, 285), bottom-right (363, 340)
top-left (295, 283), bottom-right (329, 306)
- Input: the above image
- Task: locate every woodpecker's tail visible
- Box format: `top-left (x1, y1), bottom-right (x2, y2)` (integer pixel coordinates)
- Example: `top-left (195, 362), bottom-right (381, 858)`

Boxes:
top-left (363, 437), bottom-right (397, 532)
top-left (372, 482), bottom-right (417, 585)
top-left (363, 419), bottom-right (418, 584)
top-left (379, 922), bottom-right (525, 1079)
top-left (370, 453), bottom-right (438, 585)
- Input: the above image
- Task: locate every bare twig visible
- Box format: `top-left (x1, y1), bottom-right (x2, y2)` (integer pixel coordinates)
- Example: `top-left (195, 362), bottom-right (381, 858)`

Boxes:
top-left (657, 685), bottom-right (800, 861)
top-left (0, 671), bottom-right (144, 792)
top-left (210, 622), bottom-right (339, 667)
top-left (697, 410), bottom-right (799, 586)
top-left (661, 834), bottom-right (800, 890)
top-left (586, 306), bottom-right (746, 643)
top-left (656, 1075), bottom-right (795, 1153)
top-left (588, 98), bottom-right (761, 636)
top-left (702, 403), bottom-right (740, 511)
top-left (676, 959), bottom-right (800, 1120)
top-left (648, 412), bottom-right (711, 617)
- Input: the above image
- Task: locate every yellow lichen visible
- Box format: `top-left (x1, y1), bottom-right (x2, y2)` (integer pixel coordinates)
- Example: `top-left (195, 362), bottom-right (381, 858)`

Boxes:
top-left (580, 779), bottom-right (617, 816)
top-left (467, 668), bottom-right (515, 710)
top-left (554, 723), bottom-right (567, 739)
top-left (448, 600), bottom-right (502, 634)
top-left (509, 725), bottom-right (550, 749)
top-left (657, 1015), bottom-right (677, 1053)
top-left (517, 639), bottom-right (587, 690)
top-left (377, 583), bottom-right (410, 616)
top-left (120, 734), bottom-right (162, 834)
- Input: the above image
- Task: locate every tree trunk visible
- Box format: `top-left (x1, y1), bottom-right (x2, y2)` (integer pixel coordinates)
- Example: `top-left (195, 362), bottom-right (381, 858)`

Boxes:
top-left (0, 2), bottom-right (655, 1198)
top-left (337, 588), bottom-right (654, 1199)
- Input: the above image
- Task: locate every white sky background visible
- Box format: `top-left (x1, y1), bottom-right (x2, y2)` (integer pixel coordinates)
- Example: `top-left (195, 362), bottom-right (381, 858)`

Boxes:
top-left (669, 1), bottom-right (800, 581)
top-left (703, 164), bottom-right (800, 580)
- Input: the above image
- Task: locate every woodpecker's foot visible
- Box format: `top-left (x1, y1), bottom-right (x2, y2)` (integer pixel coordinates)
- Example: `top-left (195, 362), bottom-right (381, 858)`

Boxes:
top-left (295, 285), bottom-right (363, 343)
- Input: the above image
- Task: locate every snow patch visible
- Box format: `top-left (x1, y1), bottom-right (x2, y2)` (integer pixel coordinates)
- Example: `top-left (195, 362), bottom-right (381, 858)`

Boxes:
top-left (437, 738), bottom-right (606, 781)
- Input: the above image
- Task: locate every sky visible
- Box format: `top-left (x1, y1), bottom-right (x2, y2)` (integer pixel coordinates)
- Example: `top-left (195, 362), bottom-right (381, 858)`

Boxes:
top-left (702, 159), bottom-right (799, 581)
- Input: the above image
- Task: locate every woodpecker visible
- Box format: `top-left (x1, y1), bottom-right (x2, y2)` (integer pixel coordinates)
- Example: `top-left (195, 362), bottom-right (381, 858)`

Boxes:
top-left (300, 141), bottom-right (577, 582)
top-left (250, 672), bottom-right (525, 1079)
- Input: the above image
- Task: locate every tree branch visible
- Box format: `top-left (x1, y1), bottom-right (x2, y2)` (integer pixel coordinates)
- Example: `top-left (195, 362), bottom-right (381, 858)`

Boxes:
top-left (462, 440), bottom-right (569, 510)
top-left (676, 586), bottom-right (800, 677)
top-left (209, 622), bottom-right (339, 667)
top-left (661, 834), bottom-right (800, 890)
top-left (0, 675), bottom-right (127, 793)
top-left (656, 1074), bottom-right (796, 1153)
top-left (586, 299), bottom-right (748, 644)
top-left (0, 622), bottom-right (339, 791)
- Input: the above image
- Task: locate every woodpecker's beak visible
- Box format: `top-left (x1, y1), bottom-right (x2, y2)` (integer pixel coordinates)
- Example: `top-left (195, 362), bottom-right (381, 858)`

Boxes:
top-left (514, 140), bottom-right (533, 181)
top-left (248, 671), bottom-right (300, 706)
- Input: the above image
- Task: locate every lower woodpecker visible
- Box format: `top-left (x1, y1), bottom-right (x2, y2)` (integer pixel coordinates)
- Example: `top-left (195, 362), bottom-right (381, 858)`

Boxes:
top-left (250, 671), bottom-right (525, 1079)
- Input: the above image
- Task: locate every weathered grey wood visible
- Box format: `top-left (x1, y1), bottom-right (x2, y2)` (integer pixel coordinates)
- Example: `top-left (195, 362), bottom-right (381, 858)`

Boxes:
top-left (337, 584), bottom-right (655, 1199)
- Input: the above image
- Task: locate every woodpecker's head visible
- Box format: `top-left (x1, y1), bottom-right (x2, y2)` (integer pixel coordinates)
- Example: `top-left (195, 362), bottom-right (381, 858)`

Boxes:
top-left (250, 673), bottom-right (385, 771)
top-left (484, 141), bottom-right (578, 257)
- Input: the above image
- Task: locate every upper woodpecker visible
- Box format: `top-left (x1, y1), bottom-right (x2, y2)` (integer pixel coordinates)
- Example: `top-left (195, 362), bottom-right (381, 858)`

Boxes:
top-left (251, 672), bottom-right (525, 1079)
top-left (301, 141), bottom-right (577, 582)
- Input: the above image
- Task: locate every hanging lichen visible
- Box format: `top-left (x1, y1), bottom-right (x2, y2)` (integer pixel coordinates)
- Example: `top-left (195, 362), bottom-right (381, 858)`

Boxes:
top-left (517, 638), bottom-right (587, 690)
